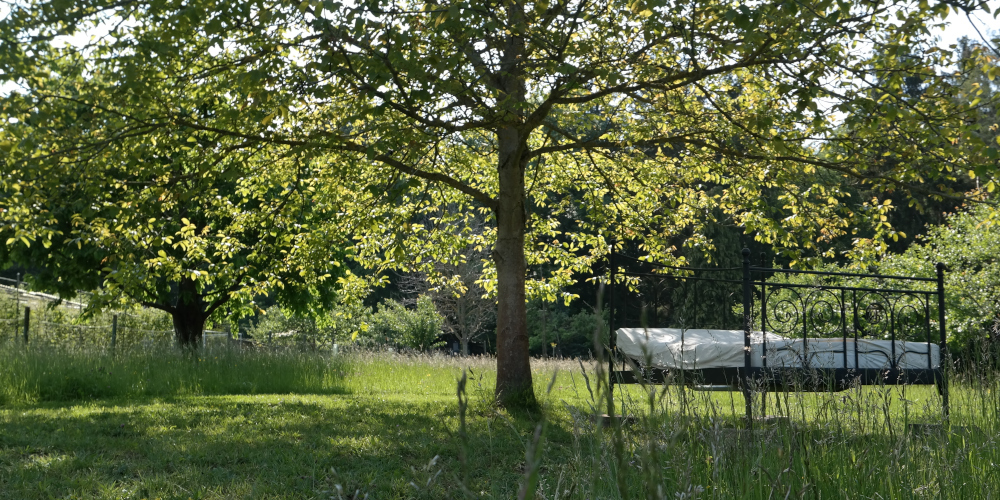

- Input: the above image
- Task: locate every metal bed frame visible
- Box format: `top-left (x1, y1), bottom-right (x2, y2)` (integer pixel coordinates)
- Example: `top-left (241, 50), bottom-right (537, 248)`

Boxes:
top-left (607, 245), bottom-right (950, 421)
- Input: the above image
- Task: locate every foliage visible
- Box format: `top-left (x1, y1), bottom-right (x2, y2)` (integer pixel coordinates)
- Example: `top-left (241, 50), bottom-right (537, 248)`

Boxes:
top-left (399, 221), bottom-right (496, 355)
top-left (245, 294), bottom-right (446, 352)
top-left (825, 36), bottom-right (999, 258)
top-left (3, 0), bottom-right (998, 405)
top-left (246, 295), bottom-right (375, 348)
top-left (878, 200), bottom-right (1000, 357)
top-left (526, 301), bottom-right (605, 359)
top-left (0, 69), bottom-right (355, 346)
top-left (244, 306), bottom-right (333, 346)
top-left (0, 108), bottom-right (353, 344)
top-left (367, 296), bottom-right (446, 352)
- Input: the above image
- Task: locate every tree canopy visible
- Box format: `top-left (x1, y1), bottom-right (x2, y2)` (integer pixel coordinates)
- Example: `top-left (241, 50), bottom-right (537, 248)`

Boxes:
top-left (2, 0), bottom-right (998, 407)
top-left (0, 72), bottom-right (354, 345)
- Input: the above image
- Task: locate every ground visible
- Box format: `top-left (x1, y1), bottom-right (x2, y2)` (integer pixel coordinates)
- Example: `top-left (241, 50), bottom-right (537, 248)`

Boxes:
top-left (1, 349), bottom-right (998, 499)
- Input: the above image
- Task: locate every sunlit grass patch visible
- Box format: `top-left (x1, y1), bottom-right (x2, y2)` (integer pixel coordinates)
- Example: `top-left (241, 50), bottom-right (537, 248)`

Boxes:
top-left (0, 347), bottom-right (998, 499)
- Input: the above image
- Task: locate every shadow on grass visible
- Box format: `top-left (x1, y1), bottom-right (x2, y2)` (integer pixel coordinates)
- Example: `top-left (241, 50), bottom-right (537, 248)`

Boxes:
top-left (0, 393), bottom-right (564, 499)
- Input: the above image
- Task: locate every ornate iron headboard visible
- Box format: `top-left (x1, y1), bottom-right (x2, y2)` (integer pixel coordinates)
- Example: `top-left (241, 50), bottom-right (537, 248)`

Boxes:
top-left (606, 245), bottom-right (949, 423)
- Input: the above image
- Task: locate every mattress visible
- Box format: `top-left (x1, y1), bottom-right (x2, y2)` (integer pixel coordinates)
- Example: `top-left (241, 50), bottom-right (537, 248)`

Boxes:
top-left (616, 328), bottom-right (939, 370)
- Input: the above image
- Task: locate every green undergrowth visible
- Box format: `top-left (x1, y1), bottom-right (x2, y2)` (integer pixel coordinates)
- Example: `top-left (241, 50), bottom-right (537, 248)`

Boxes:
top-left (0, 345), bottom-right (350, 404)
top-left (1, 346), bottom-right (998, 499)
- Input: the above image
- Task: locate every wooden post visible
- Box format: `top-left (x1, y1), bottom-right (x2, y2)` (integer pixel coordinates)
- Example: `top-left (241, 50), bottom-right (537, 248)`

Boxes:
top-left (13, 273), bottom-right (20, 340)
top-left (111, 314), bottom-right (118, 349)
top-left (22, 307), bottom-right (30, 344)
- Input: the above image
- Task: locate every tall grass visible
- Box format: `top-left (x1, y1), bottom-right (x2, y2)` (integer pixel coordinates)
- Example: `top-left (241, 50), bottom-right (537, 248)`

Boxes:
top-left (505, 360), bottom-right (1000, 500)
top-left (0, 343), bottom-right (349, 404)
top-left (2, 345), bottom-right (999, 498)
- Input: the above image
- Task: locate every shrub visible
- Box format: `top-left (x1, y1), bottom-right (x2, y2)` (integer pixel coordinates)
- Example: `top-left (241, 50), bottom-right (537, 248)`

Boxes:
top-left (527, 302), bottom-right (606, 358)
top-left (368, 296), bottom-right (445, 352)
top-left (247, 299), bottom-right (373, 348)
top-left (878, 202), bottom-right (1000, 363)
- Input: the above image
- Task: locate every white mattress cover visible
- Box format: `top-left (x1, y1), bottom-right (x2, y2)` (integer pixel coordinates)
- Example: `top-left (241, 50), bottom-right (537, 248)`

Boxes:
top-left (616, 328), bottom-right (939, 370)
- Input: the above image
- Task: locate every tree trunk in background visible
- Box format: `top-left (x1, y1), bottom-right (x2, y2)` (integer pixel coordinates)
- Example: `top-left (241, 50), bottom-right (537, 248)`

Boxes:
top-left (172, 307), bottom-right (208, 348)
top-left (172, 279), bottom-right (207, 348)
top-left (493, 126), bottom-right (535, 408)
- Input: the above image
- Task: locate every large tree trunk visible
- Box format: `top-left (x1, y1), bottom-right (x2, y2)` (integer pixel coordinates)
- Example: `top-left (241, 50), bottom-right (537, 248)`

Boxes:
top-left (172, 278), bottom-right (208, 348)
top-left (490, 0), bottom-right (535, 409)
top-left (493, 126), bottom-right (535, 408)
top-left (172, 307), bottom-right (208, 348)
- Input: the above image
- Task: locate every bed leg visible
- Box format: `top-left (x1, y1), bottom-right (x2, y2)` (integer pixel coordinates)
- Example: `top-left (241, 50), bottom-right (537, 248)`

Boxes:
top-left (937, 262), bottom-right (949, 421)
top-left (742, 248), bottom-right (753, 428)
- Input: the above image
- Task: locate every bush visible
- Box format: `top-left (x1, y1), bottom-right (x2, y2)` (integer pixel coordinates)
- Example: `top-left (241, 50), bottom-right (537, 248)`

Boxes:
top-left (246, 306), bottom-right (329, 345)
top-left (247, 299), bottom-right (373, 348)
top-left (368, 296), bottom-right (445, 352)
top-left (878, 202), bottom-right (1000, 363)
top-left (526, 302), bottom-right (606, 358)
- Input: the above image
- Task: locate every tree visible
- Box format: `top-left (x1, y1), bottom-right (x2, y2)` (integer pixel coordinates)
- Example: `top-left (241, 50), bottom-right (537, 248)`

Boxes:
top-left (2, 0), bottom-right (997, 407)
top-left (0, 78), bottom-right (353, 345)
top-left (398, 214), bottom-right (495, 355)
top-left (824, 36), bottom-right (997, 255)
top-left (401, 248), bottom-right (495, 356)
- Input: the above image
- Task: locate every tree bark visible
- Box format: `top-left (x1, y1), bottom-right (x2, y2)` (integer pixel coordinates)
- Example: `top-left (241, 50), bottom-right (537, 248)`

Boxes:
top-left (459, 300), bottom-right (470, 356)
top-left (172, 278), bottom-right (208, 348)
top-left (490, 0), bottom-right (535, 409)
top-left (493, 126), bottom-right (535, 408)
top-left (172, 307), bottom-right (208, 348)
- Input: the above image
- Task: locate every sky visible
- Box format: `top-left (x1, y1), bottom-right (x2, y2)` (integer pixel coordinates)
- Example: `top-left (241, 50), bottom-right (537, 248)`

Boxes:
top-left (935, 4), bottom-right (1000, 49)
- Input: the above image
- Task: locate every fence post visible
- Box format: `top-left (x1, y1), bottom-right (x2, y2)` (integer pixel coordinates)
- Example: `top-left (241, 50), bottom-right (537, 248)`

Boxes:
top-left (741, 248), bottom-right (753, 427)
top-left (22, 306), bottom-right (30, 344)
top-left (13, 273), bottom-right (20, 340)
top-left (111, 314), bottom-right (118, 350)
top-left (937, 262), bottom-right (949, 420)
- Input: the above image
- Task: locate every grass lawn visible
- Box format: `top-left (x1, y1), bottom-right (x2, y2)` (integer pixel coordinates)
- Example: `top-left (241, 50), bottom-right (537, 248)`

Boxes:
top-left (1, 346), bottom-right (998, 499)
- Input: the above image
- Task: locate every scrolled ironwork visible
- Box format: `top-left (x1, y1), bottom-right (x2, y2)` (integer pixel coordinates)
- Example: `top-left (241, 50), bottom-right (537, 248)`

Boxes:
top-left (891, 295), bottom-right (926, 342)
top-left (804, 288), bottom-right (843, 337)
top-left (764, 288), bottom-right (804, 335)
top-left (854, 291), bottom-right (891, 339)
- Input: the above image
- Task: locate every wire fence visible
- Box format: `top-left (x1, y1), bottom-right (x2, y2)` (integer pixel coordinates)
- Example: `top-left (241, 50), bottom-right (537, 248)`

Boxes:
top-left (0, 281), bottom-right (237, 349)
top-left (0, 312), bottom-right (173, 349)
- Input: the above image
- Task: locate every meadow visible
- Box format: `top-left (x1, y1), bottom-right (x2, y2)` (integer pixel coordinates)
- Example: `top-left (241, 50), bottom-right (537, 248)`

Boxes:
top-left (0, 344), bottom-right (998, 499)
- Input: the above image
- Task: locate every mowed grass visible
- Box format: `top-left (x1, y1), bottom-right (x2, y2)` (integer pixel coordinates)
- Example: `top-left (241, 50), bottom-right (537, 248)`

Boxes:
top-left (1, 345), bottom-right (999, 499)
